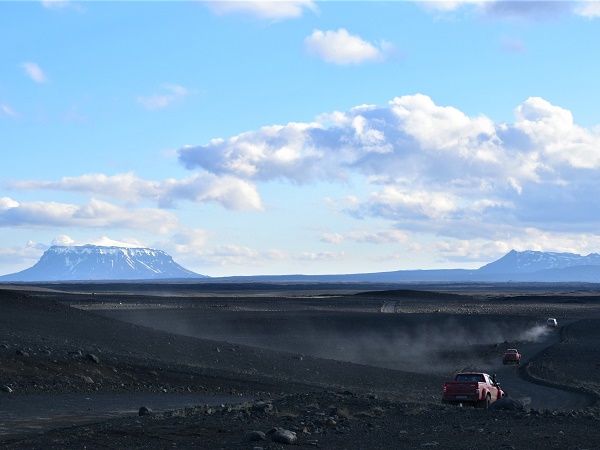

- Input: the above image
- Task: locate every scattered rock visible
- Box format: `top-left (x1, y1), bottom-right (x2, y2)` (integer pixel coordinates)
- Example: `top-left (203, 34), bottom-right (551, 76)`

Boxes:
top-left (15, 349), bottom-right (29, 356)
top-left (252, 401), bottom-right (273, 413)
top-left (268, 427), bottom-right (297, 445)
top-left (1, 385), bottom-right (13, 393)
top-left (86, 353), bottom-right (100, 364)
top-left (139, 406), bottom-right (152, 416)
top-left (243, 431), bottom-right (267, 442)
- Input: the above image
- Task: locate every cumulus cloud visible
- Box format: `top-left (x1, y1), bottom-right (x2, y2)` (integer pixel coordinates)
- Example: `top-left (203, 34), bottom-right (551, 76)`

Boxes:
top-left (305, 29), bottom-right (391, 65)
top-left (21, 62), bottom-right (48, 83)
top-left (137, 84), bottom-right (190, 110)
top-left (204, 0), bottom-right (317, 20)
top-left (51, 235), bottom-right (76, 246)
top-left (177, 93), bottom-right (600, 242)
top-left (0, 197), bottom-right (178, 233)
top-left (513, 96), bottom-right (600, 169)
top-left (8, 172), bottom-right (263, 211)
top-left (179, 122), bottom-right (335, 183)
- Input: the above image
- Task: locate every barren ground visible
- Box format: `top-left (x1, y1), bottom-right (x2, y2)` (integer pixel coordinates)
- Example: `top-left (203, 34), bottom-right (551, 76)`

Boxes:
top-left (1, 282), bottom-right (600, 449)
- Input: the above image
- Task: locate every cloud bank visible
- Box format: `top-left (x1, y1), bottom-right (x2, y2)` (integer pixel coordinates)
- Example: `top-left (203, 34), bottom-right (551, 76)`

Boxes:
top-left (8, 172), bottom-right (263, 211)
top-left (0, 197), bottom-right (178, 233)
top-left (6, 93), bottom-right (600, 267)
top-left (178, 94), bottom-right (600, 243)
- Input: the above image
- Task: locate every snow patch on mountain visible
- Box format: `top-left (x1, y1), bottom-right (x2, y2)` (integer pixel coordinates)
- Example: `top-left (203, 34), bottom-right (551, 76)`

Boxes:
top-left (478, 249), bottom-right (600, 274)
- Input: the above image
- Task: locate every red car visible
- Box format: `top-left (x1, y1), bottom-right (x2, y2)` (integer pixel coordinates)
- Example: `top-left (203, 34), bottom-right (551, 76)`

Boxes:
top-left (442, 372), bottom-right (504, 408)
top-left (503, 348), bottom-right (521, 365)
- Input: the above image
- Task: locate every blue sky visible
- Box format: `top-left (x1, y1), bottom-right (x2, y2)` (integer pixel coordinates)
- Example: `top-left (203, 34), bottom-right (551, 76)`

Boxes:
top-left (2, 0), bottom-right (600, 277)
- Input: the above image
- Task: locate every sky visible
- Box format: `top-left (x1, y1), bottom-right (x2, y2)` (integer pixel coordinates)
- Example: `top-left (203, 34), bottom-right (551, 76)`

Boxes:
top-left (2, 0), bottom-right (600, 277)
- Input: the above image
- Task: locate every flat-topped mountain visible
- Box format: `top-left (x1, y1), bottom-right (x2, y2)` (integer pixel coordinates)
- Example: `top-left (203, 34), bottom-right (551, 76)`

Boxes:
top-left (0, 245), bottom-right (205, 281)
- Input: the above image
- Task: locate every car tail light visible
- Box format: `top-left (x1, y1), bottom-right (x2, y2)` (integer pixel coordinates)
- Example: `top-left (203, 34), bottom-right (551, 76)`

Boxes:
top-left (443, 384), bottom-right (447, 393)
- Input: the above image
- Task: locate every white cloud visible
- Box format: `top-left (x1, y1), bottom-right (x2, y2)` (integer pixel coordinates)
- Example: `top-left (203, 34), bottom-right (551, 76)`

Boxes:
top-left (0, 241), bottom-right (46, 273)
top-left (179, 122), bottom-right (336, 183)
top-left (0, 198), bottom-right (178, 233)
top-left (320, 233), bottom-right (343, 245)
top-left (21, 62), bottom-right (48, 83)
top-left (204, 244), bottom-right (284, 268)
top-left (41, 0), bottom-right (70, 9)
top-left (51, 234), bottom-right (75, 246)
top-left (48, 235), bottom-right (144, 248)
top-left (417, 0), bottom-right (483, 13)
top-left (164, 228), bottom-right (211, 254)
top-left (514, 97), bottom-right (600, 169)
top-left (361, 187), bottom-right (458, 221)
top-left (345, 229), bottom-right (410, 244)
top-left (305, 29), bottom-right (389, 65)
top-left (177, 94), bottom-right (600, 241)
top-left (298, 251), bottom-right (345, 261)
top-left (433, 229), bottom-right (600, 264)
top-left (9, 172), bottom-right (264, 211)
top-left (575, 1), bottom-right (600, 18)
top-left (205, 0), bottom-right (317, 20)
top-left (137, 84), bottom-right (190, 110)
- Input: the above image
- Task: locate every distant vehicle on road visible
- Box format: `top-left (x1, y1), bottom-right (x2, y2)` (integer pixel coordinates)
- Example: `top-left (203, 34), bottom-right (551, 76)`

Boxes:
top-left (547, 318), bottom-right (558, 328)
top-left (442, 372), bottom-right (505, 408)
top-left (502, 348), bottom-right (521, 365)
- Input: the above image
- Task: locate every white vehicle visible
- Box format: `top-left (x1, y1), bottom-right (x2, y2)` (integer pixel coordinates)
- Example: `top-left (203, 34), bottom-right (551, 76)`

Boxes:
top-left (546, 318), bottom-right (558, 328)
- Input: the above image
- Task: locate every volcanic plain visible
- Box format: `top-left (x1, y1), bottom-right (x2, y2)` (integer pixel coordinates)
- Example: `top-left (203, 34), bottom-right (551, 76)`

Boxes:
top-left (1, 281), bottom-right (600, 449)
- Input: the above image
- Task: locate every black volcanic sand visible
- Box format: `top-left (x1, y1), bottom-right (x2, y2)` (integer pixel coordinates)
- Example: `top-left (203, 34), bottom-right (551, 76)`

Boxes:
top-left (1, 284), bottom-right (600, 449)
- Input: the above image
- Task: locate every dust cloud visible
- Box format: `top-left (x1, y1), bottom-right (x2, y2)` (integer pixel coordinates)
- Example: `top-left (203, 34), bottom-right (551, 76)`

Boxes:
top-left (98, 308), bottom-right (551, 376)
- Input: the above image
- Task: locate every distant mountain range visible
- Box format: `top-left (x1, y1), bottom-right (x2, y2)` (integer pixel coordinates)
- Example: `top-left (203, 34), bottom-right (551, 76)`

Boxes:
top-left (219, 249), bottom-right (600, 283)
top-left (0, 245), bottom-right (206, 282)
top-left (2, 246), bottom-right (600, 283)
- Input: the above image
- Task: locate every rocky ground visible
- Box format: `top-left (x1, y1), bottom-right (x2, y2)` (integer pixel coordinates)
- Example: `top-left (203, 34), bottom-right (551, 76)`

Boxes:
top-left (1, 283), bottom-right (600, 449)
